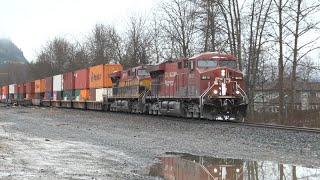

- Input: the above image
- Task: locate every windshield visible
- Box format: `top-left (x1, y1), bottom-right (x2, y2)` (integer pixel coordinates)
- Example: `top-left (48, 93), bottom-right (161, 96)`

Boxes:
top-left (197, 60), bottom-right (218, 68)
top-left (137, 69), bottom-right (149, 76)
top-left (219, 60), bottom-right (237, 69)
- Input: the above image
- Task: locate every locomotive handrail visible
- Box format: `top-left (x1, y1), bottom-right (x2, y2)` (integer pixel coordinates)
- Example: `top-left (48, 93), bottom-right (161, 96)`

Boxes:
top-left (200, 83), bottom-right (216, 106)
top-left (235, 83), bottom-right (248, 103)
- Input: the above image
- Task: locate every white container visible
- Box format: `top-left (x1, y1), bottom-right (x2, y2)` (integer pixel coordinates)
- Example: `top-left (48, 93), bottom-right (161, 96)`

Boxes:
top-left (53, 74), bottom-right (63, 91)
top-left (96, 88), bottom-right (112, 102)
top-left (2, 94), bottom-right (7, 99)
top-left (9, 84), bottom-right (15, 94)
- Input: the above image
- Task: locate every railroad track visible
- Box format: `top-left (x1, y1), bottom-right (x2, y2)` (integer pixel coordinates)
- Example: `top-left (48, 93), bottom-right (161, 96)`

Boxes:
top-left (239, 122), bottom-right (320, 134)
top-left (1, 103), bottom-right (320, 134)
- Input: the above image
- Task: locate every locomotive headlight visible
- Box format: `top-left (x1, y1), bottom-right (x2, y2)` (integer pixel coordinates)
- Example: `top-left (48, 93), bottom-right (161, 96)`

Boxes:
top-left (235, 90), bottom-right (240, 95)
top-left (213, 168), bottom-right (218, 173)
top-left (213, 89), bottom-right (218, 95)
top-left (221, 69), bottom-right (226, 77)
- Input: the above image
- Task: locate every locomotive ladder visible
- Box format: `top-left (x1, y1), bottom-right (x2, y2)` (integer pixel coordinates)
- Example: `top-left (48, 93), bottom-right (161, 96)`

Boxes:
top-left (235, 83), bottom-right (248, 104)
top-left (199, 83), bottom-right (216, 116)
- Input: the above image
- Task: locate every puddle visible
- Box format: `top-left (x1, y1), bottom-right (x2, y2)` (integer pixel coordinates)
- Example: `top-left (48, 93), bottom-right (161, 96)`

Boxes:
top-left (149, 152), bottom-right (320, 180)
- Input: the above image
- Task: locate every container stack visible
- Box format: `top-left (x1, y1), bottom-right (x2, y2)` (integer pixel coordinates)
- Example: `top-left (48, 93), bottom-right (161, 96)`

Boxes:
top-left (14, 84), bottom-right (19, 100)
top-left (44, 77), bottom-right (53, 100)
top-left (0, 63), bottom-right (123, 110)
top-left (52, 74), bottom-right (63, 107)
top-left (42, 77), bottom-right (53, 107)
top-left (73, 68), bottom-right (89, 109)
top-left (63, 72), bottom-right (74, 100)
top-left (89, 64), bottom-right (121, 101)
top-left (61, 72), bottom-right (74, 108)
top-left (1, 86), bottom-right (8, 102)
top-left (87, 64), bottom-right (122, 110)
top-left (25, 81), bottom-right (35, 106)
top-left (17, 84), bottom-right (26, 101)
top-left (26, 82), bottom-right (35, 99)
top-left (34, 79), bottom-right (45, 106)
top-left (9, 84), bottom-right (15, 101)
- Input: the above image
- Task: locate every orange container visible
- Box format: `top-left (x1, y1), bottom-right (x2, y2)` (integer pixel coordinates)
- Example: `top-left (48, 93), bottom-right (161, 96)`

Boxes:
top-left (26, 93), bottom-right (35, 100)
top-left (35, 79), bottom-right (45, 93)
top-left (89, 64), bottom-right (122, 88)
top-left (2, 86), bottom-right (8, 95)
top-left (80, 89), bottom-right (89, 101)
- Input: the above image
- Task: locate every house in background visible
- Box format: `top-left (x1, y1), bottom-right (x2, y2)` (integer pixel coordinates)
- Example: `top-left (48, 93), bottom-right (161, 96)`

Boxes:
top-left (254, 80), bottom-right (320, 113)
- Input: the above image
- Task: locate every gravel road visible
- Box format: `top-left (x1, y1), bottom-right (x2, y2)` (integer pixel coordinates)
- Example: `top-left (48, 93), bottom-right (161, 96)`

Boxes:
top-left (0, 105), bottom-right (320, 179)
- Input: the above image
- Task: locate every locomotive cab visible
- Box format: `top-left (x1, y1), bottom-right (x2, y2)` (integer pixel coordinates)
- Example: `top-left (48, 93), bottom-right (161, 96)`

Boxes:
top-left (108, 65), bottom-right (154, 113)
top-left (190, 52), bottom-right (248, 121)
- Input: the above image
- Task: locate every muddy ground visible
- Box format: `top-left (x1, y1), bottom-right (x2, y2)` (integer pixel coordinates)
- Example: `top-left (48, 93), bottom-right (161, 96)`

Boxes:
top-left (0, 105), bottom-right (320, 179)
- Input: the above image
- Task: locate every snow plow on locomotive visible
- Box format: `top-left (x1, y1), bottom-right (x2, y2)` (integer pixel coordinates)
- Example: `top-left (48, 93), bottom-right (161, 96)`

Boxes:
top-left (105, 52), bottom-right (248, 121)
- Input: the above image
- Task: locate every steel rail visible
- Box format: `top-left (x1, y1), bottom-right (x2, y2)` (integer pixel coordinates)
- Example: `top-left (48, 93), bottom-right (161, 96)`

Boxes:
top-left (239, 122), bottom-right (320, 134)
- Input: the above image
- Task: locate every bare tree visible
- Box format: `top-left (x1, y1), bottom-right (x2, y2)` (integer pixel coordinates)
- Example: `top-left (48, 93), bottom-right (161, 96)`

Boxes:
top-left (122, 15), bottom-right (152, 68)
top-left (87, 24), bottom-right (122, 65)
top-left (160, 0), bottom-right (197, 58)
top-left (46, 37), bottom-right (74, 74)
top-left (66, 42), bottom-right (89, 71)
top-left (149, 13), bottom-right (163, 64)
top-left (246, 0), bottom-right (273, 117)
top-left (218, 0), bottom-right (243, 69)
top-left (287, 0), bottom-right (320, 111)
top-left (274, 0), bottom-right (287, 123)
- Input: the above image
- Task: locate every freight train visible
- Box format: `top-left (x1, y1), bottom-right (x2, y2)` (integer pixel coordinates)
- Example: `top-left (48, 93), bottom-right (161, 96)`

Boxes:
top-left (0, 52), bottom-right (248, 121)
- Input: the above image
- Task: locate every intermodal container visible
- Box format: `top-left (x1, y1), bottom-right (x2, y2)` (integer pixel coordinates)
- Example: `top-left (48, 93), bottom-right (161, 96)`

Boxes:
top-left (63, 72), bottom-right (74, 90)
top-left (35, 79), bottom-right (45, 93)
top-left (45, 77), bottom-right (53, 92)
top-left (26, 82), bottom-right (35, 94)
top-left (14, 84), bottom-right (19, 99)
top-left (17, 84), bottom-right (26, 100)
top-left (74, 68), bottom-right (89, 89)
top-left (26, 93), bottom-right (35, 99)
top-left (74, 89), bottom-right (80, 100)
top-left (80, 89), bottom-right (89, 101)
top-left (53, 91), bottom-right (62, 100)
top-left (9, 84), bottom-right (15, 94)
top-left (44, 92), bottom-right (52, 100)
top-left (14, 84), bottom-right (19, 94)
top-left (89, 64), bottom-right (122, 89)
top-left (62, 90), bottom-right (74, 100)
top-left (1, 86), bottom-right (8, 99)
top-left (96, 88), bottom-right (112, 101)
top-left (53, 74), bottom-right (63, 92)
top-left (18, 84), bottom-right (26, 94)
top-left (2, 86), bottom-right (8, 95)
top-left (89, 89), bottom-right (96, 101)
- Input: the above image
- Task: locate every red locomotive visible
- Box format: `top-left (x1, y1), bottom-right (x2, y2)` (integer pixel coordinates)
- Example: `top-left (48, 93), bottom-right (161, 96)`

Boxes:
top-left (107, 52), bottom-right (248, 121)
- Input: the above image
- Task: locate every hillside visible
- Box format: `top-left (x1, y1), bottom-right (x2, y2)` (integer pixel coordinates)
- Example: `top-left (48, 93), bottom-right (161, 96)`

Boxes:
top-left (0, 39), bottom-right (28, 65)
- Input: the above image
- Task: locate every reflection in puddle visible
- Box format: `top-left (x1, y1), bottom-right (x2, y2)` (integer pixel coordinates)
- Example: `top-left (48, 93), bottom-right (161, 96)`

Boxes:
top-left (149, 152), bottom-right (320, 180)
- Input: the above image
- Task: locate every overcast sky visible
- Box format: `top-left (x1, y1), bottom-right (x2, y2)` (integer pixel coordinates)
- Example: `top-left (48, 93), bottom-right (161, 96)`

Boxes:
top-left (0, 0), bottom-right (158, 61)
